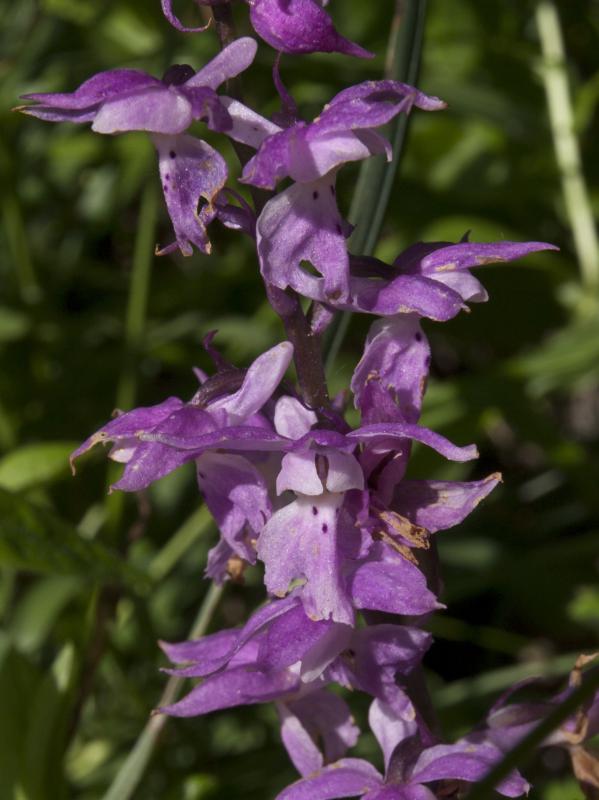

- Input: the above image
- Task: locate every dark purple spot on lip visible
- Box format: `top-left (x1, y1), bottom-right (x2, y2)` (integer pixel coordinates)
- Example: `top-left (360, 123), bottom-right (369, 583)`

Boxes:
top-left (163, 185), bottom-right (168, 192)
top-left (165, 174), bottom-right (170, 180)
top-left (322, 523), bottom-right (328, 533)
top-left (169, 150), bottom-right (176, 159)
top-left (415, 332), bottom-right (422, 342)
top-left (336, 223), bottom-right (343, 235)
top-left (198, 471), bottom-right (205, 479)
top-left (313, 190), bottom-right (319, 200)
top-left (312, 506), bottom-right (318, 515)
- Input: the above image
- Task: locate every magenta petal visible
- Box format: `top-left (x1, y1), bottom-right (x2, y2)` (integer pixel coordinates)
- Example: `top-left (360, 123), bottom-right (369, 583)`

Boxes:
top-left (411, 743), bottom-right (530, 797)
top-left (350, 558), bottom-right (439, 617)
top-left (70, 396), bottom-right (184, 467)
top-left (160, 664), bottom-right (300, 717)
top-left (20, 69), bottom-right (160, 111)
top-left (249, 0), bottom-right (373, 58)
top-left (417, 240), bottom-right (559, 274)
top-left (329, 80), bottom-right (446, 115)
top-left (257, 496), bottom-right (359, 624)
top-left (257, 180), bottom-right (351, 302)
top-left (275, 759), bottom-right (384, 800)
top-left (209, 341), bottom-right (293, 423)
top-left (348, 274), bottom-right (465, 321)
top-left (352, 316), bottom-right (430, 426)
top-left (392, 474), bottom-right (501, 533)
top-left (349, 423), bottom-right (478, 462)
top-left (153, 133), bottom-right (227, 257)
top-left (281, 691), bottom-right (360, 778)
top-left (221, 96), bottom-right (282, 149)
top-left (92, 85), bottom-right (192, 134)
top-left (186, 37), bottom-right (258, 90)
top-left (197, 452), bottom-right (271, 561)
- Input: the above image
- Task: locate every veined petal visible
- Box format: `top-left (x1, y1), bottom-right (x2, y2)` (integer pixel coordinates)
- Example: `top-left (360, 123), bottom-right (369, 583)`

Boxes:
top-left (349, 423), bottom-right (478, 462)
top-left (257, 495), bottom-right (359, 624)
top-left (196, 452), bottom-right (271, 561)
top-left (221, 96), bottom-right (282, 149)
top-left (275, 759), bottom-right (384, 800)
top-left (249, 0), bottom-right (373, 58)
top-left (282, 691), bottom-right (359, 778)
top-left (417, 240), bottom-right (559, 274)
top-left (350, 557), bottom-right (439, 617)
top-left (20, 69), bottom-right (160, 111)
top-left (411, 742), bottom-right (530, 797)
top-left (208, 341), bottom-right (293, 424)
top-left (160, 663), bottom-right (299, 717)
top-left (186, 37), bottom-right (258, 90)
top-left (352, 316), bottom-right (430, 426)
top-left (327, 80), bottom-right (446, 117)
top-left (274, 396), bottom-right (318, 440)
top-left (153, 134), bottom-right (227, 257)
top-left (392, 474), bottom-right (501, 533)
top-left (92, 85), bottom-right (192, 134)
top-left (70, 396), bottom-right (184, 469)
top-left (257, 180), bottom-right (351, 302)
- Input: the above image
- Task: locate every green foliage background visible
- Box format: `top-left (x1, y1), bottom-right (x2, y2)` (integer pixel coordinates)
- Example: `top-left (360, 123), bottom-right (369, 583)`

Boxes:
top-left (0, 0), bottom-right (598, 797)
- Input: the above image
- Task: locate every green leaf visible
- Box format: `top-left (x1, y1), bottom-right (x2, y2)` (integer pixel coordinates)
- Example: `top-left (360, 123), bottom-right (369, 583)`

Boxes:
top-left (0, 442), bottom-right (78, 491)
top-left (0, 489), bottom-right (150, 592)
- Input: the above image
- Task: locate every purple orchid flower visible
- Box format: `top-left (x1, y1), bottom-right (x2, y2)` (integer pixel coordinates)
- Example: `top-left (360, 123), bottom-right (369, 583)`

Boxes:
top-left (237, 81), bottom-right (446, 302)
top-left (71, 341), bottom-right (293, 575)
top-left (253, 393), bottom-right (479, 624)
top-left (162, 0), bottom-right (373, 58)
top-left (18, 38), bottom-right (258, 256)
top-left (276, 698), bottom-right (530, 799)
top-left (160, 595), bottom-right (430, 743)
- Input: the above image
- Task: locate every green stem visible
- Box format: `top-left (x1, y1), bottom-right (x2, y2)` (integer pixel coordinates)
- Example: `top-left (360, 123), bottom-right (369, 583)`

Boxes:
top-left (325, 0), bottom-right (429, 372)
top-left (535, 1), bottom-right (599, 302)
top-left (116, 179), bottom-right (159, 411)
top-left (101, 582), bottom-right (225, 800)
top-left (467, 666), bottom-right (599, 799)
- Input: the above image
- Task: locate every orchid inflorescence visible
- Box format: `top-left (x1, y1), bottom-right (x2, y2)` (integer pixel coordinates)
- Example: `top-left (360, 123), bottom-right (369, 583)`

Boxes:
top-left (20, 1), bottom-right (598, 797)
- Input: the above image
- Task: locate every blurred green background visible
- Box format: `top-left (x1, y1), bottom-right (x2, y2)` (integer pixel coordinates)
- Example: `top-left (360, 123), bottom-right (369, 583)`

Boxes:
top-left (1, 0), bottom-right (598, 797)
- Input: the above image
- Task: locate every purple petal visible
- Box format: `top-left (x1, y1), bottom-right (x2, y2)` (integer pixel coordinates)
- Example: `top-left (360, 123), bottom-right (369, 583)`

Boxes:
top-left (256, 180), bottom-right (351, 302)
top-left (70, 396), bottom-right (184, 468)
top-left (249, 0), bottom-right (373, 58)
top-left (411, 743), bottom-right (530, 797)
top-left (160, 664), bottom-right (300, 717)
top-left (92, 85), bottom-right (192, 134)
top-left (137, 424), bottom-right (287, 452)
top-left (277, 451), bottom-right (323, 495)
top-left (365, 788), bottom-right (435, 800)
top-left (153, 133), bottom-right (227, 256)
top-left (241, 128), bottom-right (293, 189)
top-left (281, 691), bottom-right (360, 777)
top-left (349, 423), bottom-right (478, 462)
top-left (20, 69), bottom-right (160, 112)
top-left (416, 240), bottom-right (559, 275)
top-left (275, 759), bottom-right (384, 800)
top-left (329, 80), bottom-right (446, 113)
top-left (392, 474), bottom-right (501, 533)
top-left (110, 406), bottom-right (217, 491)
top-left (350, 558), bottom-right (439, 617)
top-left (208, 341), bottom-right (294, 423)
top-left (257, 496), bottom-right (359, 624)
top-left (351, 316), bottom-right (430, 426)
top-left (368, 699), bottom-right (419, 773)
top-left (196, 452), bottom-right (271, 561)
top-left (259, 604), bottom-right (338, 671)
top-left (221, 96), bottom-right (282, 149)
top-left (274, 396), bottom-right (318, 440)
top-left (186, 37), bottom-right (258, 90)
top-left (347, 274), bottom-right (465, 321)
